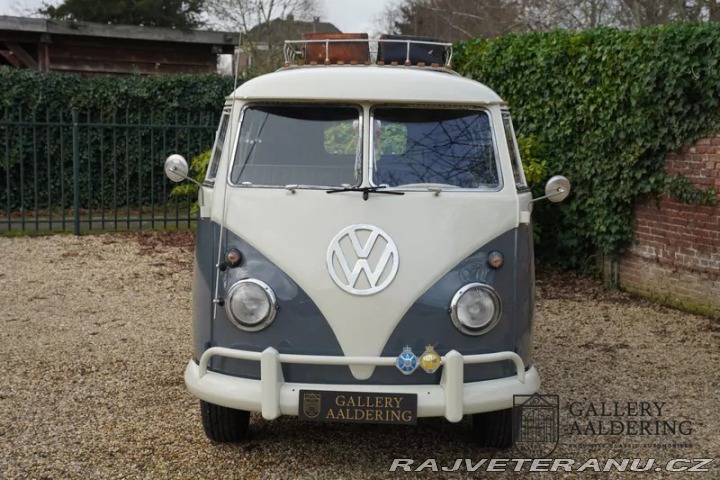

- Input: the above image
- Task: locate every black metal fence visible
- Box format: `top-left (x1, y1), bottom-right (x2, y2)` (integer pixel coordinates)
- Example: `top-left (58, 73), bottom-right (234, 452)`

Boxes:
top-left (0, 108), bottom-right (218, 234)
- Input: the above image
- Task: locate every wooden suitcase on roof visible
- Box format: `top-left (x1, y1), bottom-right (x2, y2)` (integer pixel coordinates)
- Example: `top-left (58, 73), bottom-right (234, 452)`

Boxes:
top-left (303, 33), bottom-right (369, 64)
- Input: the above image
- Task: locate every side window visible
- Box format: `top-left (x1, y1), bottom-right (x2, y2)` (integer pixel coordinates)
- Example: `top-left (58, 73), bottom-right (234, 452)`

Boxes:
top-left (502, 111), bottom-right (527, 189)
top-left (205, 108), bottom-right (230, 184)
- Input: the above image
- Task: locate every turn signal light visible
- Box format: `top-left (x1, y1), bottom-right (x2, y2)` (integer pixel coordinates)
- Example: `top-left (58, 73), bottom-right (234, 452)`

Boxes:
top-left (487, 251), bottom-right (504, 270)
top-left (224, 248), bottom-right (243, 268)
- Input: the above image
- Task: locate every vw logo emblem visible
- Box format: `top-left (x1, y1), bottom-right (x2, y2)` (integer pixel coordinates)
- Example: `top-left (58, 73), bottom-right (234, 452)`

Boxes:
top-left (326, 224), bottom-right (399, 296)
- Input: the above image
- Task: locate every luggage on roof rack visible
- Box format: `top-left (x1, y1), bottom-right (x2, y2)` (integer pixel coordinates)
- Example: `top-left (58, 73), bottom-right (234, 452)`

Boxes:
top-left (283, 34), bottom-right (453, 69)
top-left (302, 33), bottom-right (369, 64)
top-left (377, 34), bottom-right (446, 66)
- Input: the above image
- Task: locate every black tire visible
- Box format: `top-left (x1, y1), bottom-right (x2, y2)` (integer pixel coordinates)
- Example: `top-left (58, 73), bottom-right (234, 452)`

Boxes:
top-left (200, 400), bottom-right (250, 442)
top-left (472, 408), bottom-right (517, 449)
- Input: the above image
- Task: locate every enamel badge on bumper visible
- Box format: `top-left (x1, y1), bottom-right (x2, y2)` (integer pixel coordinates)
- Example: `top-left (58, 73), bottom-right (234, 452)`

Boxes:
top-left (396, 346), bottom-right (418, 375)
top-left (420, 345), bottom-right (441, 373)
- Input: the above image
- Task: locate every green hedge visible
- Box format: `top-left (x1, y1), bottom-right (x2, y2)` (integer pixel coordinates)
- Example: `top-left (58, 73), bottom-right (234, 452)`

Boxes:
top-left (0, 67), bottom-right (235, 111)
top-left (0, 69), bottom-right (236, 212)
top-left (455, 23), bottom-right (720, 269)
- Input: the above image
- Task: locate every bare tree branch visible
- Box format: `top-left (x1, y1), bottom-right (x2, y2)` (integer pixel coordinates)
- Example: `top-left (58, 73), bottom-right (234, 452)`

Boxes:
top-left (381, 0), bottom-right (718, 39)
top-left (205, 0), bottom-right (321, 73)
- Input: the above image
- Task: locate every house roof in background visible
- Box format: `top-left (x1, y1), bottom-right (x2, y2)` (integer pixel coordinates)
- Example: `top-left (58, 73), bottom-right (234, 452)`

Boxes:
top-left (246, 16), bottom-right (342, 43)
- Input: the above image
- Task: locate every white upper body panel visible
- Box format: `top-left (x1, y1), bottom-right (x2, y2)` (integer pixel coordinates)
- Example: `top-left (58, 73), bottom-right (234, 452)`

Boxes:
top-left (231, 66), bottom-right (505, 105)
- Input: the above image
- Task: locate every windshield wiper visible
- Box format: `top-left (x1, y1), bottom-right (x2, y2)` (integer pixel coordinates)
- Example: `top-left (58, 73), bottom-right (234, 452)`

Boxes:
top-left (326, 185), bottom-right (405, 201)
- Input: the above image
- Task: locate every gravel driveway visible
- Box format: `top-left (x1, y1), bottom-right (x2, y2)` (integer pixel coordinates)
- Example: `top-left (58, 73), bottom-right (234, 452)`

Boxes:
top-left (1, 232), bottom-right (718, 479)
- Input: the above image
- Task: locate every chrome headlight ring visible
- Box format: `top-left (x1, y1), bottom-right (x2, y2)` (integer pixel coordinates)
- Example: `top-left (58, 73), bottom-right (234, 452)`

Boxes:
top-left (450, 282), bottom-right (502, 336)
top-left (224, 278), bottom-right (278, 332)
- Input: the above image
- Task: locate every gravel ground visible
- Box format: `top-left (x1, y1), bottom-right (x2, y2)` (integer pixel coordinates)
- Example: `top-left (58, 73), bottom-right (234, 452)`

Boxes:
top-left (0, 232), bottom-right (718, 479)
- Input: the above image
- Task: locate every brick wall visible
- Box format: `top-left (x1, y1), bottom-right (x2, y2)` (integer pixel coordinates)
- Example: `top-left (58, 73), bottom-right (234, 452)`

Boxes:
top-left (607, 136), bottom-right (720, 318)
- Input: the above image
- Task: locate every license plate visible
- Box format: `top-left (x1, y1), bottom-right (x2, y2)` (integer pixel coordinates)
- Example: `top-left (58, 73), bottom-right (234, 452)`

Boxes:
top-left (298, 390), bottom-right (418, 425)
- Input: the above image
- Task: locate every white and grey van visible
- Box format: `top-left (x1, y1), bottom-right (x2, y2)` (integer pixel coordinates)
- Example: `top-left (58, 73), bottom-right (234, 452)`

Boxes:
top-left (165, 35), bottom-right (570, 448)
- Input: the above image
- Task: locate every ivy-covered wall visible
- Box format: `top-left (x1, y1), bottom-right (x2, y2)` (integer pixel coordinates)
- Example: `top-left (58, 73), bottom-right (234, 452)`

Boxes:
top-left (455, 23), bottom-right (720, 269)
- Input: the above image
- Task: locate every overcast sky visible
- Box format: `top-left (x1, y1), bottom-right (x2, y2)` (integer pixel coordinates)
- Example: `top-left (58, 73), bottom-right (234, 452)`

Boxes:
top-left (0, 0), bottom-right (393, 34)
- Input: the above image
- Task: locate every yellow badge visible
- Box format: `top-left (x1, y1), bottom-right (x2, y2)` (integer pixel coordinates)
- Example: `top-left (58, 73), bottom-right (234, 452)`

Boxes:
top-left (419, 345), bottom-right (441, 373)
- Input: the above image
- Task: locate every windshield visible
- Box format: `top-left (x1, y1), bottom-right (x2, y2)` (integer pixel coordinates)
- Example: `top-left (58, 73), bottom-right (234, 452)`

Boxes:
top-left (231, 104), bottom-right (361, 187)
top-left (371, 107), bottom-right (499, 189)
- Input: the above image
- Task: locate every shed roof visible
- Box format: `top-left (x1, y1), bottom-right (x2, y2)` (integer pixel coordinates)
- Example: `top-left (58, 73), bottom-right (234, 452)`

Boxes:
top-left (0, 15), bottom-right (238, 46)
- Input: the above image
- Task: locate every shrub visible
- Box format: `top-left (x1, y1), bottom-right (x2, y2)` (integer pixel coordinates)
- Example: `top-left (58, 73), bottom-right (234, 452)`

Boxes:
top-left (0, 69), bottom-right (236, 212)
top-left (455, 24), bottom-right (720, 268)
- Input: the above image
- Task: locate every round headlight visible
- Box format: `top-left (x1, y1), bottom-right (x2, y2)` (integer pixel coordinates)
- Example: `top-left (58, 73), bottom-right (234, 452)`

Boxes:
top-left (225, 279), bottom-right (277, 331)
top-left (450, 283), bottom-right (501, 335)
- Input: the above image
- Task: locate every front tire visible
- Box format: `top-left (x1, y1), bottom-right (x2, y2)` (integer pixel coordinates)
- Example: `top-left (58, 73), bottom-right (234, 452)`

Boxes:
top-left (472, 408), bottom-right (516, 449)
top-left (200, 400), bottom-right (250, 442)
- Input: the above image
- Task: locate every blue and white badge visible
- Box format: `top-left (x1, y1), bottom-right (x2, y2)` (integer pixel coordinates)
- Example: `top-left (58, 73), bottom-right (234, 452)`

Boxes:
top-left (396, 346), bottom-right (418, 375)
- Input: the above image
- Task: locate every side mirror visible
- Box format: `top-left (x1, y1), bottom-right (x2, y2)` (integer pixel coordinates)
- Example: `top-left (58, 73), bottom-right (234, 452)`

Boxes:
top-left (531, 175), bottom-right (571, 203)
top-left (164, 154), bottom-right (189, 183)
top-left (545, 175), bottom-right (571, 203)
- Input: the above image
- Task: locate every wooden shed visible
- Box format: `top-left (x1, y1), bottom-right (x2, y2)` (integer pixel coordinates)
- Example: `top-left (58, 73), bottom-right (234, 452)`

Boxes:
top-left (0, 15), bottom-right (237, 75)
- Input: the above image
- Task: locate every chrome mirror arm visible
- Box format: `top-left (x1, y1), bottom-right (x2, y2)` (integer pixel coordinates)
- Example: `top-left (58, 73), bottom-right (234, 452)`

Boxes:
top-left (530, 187), bottom-right (566, 203)
top-left (168, 165), bottom-right (203, 188)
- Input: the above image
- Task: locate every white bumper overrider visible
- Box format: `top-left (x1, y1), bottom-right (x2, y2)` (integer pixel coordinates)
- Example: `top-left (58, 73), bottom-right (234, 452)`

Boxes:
top-left (184, 347), bottom-right (540, 423)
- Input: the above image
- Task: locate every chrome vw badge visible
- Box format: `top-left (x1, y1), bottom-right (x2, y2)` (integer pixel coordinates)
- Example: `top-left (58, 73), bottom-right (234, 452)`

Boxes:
top-left (326, 224), bottom-right (399, 296)
top-left (396, 346), bottom-right (418, 375)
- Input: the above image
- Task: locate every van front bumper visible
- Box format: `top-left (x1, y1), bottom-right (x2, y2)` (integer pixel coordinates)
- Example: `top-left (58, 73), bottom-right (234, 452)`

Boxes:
top-left (184, 347), bottom-right (540, 423)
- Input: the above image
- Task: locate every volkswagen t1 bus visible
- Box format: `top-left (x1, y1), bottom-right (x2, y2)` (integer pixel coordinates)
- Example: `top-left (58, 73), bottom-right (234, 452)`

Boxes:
top-left (165, 34), bottom-right (570, 448)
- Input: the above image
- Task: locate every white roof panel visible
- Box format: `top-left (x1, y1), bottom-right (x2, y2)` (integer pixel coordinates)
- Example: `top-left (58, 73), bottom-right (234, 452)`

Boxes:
top-left (231, 66), bottom-right (504, 105)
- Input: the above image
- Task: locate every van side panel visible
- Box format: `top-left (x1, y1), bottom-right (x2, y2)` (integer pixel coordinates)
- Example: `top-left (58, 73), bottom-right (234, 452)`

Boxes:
top-left (514, 223), bottom-right (535, 367)
top-left (192, 217), bottom-right (217, 359)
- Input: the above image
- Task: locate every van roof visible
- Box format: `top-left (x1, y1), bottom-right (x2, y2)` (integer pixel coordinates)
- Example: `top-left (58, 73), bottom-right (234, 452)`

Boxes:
top-left (230, 66), bottom-right (505, 105)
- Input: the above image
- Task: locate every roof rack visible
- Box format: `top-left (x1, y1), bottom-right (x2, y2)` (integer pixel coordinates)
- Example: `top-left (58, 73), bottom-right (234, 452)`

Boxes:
top-left (283, 34), bottom-right (454, 70)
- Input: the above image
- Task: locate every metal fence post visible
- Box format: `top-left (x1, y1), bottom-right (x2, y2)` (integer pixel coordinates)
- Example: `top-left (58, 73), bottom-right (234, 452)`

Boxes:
top-left (72, 108), bottom-right (80, 236)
